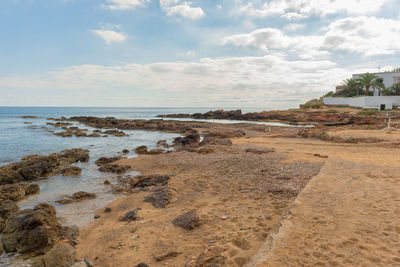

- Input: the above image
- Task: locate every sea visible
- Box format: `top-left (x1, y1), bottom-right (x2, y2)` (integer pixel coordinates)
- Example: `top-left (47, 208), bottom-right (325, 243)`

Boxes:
top-left (0, 106), bottom-right (291, 266)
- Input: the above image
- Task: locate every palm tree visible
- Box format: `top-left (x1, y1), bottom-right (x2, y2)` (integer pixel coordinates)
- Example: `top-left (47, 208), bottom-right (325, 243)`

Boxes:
top-left (357, 73), bottom-right (380, 96)
top-left (343, 78), bottom-right (362, 96)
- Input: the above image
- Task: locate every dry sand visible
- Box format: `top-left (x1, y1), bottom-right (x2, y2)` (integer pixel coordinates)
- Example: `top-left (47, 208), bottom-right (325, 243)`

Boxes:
top-left (76, 128), bottom-right (400, 267)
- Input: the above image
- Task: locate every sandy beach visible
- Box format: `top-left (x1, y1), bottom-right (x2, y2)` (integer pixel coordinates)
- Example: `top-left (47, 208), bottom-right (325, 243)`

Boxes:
top-left (75, 122), bottom-right (400, 266)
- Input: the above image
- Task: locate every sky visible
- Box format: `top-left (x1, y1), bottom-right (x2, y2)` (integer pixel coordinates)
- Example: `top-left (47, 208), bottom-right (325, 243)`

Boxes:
top-left (1, 0), bottom-right (400, 109)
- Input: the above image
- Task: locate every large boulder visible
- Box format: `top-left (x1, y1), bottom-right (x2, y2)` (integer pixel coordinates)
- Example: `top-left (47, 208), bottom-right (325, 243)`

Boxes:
top-left (173, 133), bottom-right (200, 148)
top-left (0, 149), bottom-right (89, 185)
top-left (1, 203), bottom-right (62, 255)
top-left (32, 242), bottom-right (76, 267)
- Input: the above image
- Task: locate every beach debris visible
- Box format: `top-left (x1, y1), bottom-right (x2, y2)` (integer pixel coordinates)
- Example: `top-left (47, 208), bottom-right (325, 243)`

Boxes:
top-left (172, 210), bottom-right (201, 230)
top-left (120, 209), bottom-right (140, 223)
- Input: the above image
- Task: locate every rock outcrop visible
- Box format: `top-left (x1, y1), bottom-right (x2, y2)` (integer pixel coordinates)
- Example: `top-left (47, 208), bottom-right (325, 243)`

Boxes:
top-left (0, 149), bottom-right (89, 185)
top-left (56, 191), bottom-right (97, 205)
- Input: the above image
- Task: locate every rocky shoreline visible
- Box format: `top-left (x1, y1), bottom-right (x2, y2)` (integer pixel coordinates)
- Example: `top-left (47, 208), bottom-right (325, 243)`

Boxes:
top-left (2, 110), bottom-right (399, 266)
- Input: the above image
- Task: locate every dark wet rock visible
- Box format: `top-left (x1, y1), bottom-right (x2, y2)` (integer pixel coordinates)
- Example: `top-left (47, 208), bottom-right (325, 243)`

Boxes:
top-left (173, 133), bottom-right (200, 148)
top-left (152, 240), bottom-right (180, 262)
top-left (21, 116), bottom-right (37, 119)
top-left (103, 129), bottom-right (127, 137)
top-left (245, 148), bottom-right (275, 154)
top-left (87, 132), bottom-right (101, 137)
top-left (1, 203), bottom-right (62, 255)
top-left (147, 149), bottom-right (165, 155)
top-left (313, 153), bottom-right (328, 158)
top-left (144, 186), bottom-right (172, 208)
top-left (58, 166), bottom-right (82, 176)
top-left (135, 146), bottom-right (148, 154)
top-left (120, 209), bottom-right (139, 223)
top-left (122, 149), bottom-right (130, 154)
top-left (98, 164), bottom-right (131, 174)
top-left (104, 179), bottom-right (111, 185)
top-left (0, 148), bottom-right (89, 185)
top-left (135, 263), bottom-right (150, 267)
top-left (56, 191), bottom-right (97, 204)
top-left (0, 182), bottom-right (40, 202)
top-left (95, 156), bottom-right (122, 166)
top-left (104, 207), bottom-right (111, 213)
top-left (0, 200), bottom-right (19, 232)
top-left (46, 122), bottom-right (73, 127)
top-left (172, 210), bottom-right (200, 230)
top-left (24, 122), bottom-right (32, 124)
top-left (68, 116), bottom-right (198, 134)
top-left (94, 214), bottom-right (100, 219)
top-left (130, 175), bottom-right (170, 189)
top-left (156, 139), bottom-right (169, 148)
top-left (57, 225), bottom-right (79, 246)
top-left (33, 242), bottom-right (76, 267)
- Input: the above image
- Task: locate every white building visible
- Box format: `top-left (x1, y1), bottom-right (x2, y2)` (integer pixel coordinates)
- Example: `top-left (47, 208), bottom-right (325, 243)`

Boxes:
top-left (352, 71), bottom-right (400, 96)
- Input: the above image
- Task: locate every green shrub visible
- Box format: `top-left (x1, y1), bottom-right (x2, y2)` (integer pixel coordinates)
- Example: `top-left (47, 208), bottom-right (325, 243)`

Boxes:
top-left (357, 109), bottom-right (379, 115)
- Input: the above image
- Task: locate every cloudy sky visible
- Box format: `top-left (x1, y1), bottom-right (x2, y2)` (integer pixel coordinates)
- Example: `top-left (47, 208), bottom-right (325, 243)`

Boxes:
top-left (1, 0), bottom-right (400, 109)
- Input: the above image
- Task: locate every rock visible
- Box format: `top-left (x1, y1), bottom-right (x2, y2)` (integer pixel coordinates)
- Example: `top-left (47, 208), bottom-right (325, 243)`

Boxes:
top-left (192, 245), bottom-right (226, 267)
top-left (172, 210), bottom-right (200, 230)
top-left (144, 186), bottom-right (172, 208)
top-left (0, 200), bottom-right (19, 232)
top-left (313, 153), bottom-right (328, 158)
top-left (94, 214), bottom-right (100, 219)
top-left (156, 140), bottom-right (169, 148)
top-left (0, 182), bottom-right (39, 202)
top-left (173, 133), bottom-right (200, 148)
top-left (87, 133), bottom-right (101, 137)
top-left (72, 262), bottom-right (87, 267)
top-left (36, 242), bottom-right (76, 267)
top-left (59, 166), bottom-right (82, 176)
top-left (98, 164), bottom-right (130, 174)
top-left (56, 191), bottom-right (97, 204)
top-left (0, 149), bottom-right (89, 185)
top-left (104, 207), bottom-right (111, 213)
top-left (103, 129), bottom-right (127, 137)
top-left (21, 116), bottom-right (37, 118)
top-left (130, 175), bottom-right (170, 189)
top-left (95, 156), bottom-right (122, 166)
top-left (245, 148), bottom-right (275, 154)
top-left (57, 225), bottom-right (79, 246)
top-left (152, 240), bottom-right (180, 261)
top-left (1, 203), bottom-right (62, 255)
top-left (200, 133), bottom-right (232, 146)
top-left (122, 149), bottom-right (130, 154)
top-left (147, 149), bottom-right (164, 155)
top-left (135, 146), bottom-right (148, 154)
top-left (135, 263), bottom-right (150, 267)
top-left (104, 179), bottom-right (111, 185)
top-left (120, 209), bottom-right (139, 223)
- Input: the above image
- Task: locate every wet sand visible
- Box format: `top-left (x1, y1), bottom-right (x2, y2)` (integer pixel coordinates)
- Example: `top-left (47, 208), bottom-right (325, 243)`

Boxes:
top-left (76, 127), bottom-right (400, 266)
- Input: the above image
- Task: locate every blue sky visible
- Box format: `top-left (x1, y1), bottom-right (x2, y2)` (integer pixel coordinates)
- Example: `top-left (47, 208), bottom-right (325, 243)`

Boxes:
top-left (1, 0), bottom-right (400, 108)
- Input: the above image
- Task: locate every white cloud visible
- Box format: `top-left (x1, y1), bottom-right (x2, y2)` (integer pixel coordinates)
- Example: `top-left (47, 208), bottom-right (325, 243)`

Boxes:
top-left (92, 30), bottom-right (127, 44)
top-left (322, 16), bottom-right (400, 56)
top-left (160, 0), bottom-right (205, 20)
top-left (186, 50), bottom-right (196, 56)
top-left (102, 0), bottom-right (151, 10)
top-left (239, 0), bottom-right (390, 19)
top-left (223, 16), bottom-right (400, 58)
top-left (0, 55), bottom-right (353, 108)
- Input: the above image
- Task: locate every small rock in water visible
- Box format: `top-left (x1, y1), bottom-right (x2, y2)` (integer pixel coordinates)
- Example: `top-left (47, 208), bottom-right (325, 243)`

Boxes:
top-left (104, 179), bottom-right (111, 185)
top-left (104, 207), bottom-right (112, 213)
top-left (122, 149), bottom-right (129, 154)
top-left (94, 214), bottom-right (100, 219)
